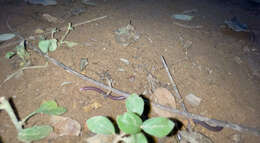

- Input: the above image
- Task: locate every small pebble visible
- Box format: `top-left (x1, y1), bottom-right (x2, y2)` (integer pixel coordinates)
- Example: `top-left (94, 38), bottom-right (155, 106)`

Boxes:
top-left (234, 56), bottom-right (243, 64)
top-left (128, 75), bottom-right (135, 82)
top-left (231, 134), bottom-right (241, 143)
top-left (185, 93), bottom-right (201, 107)
top-left (243, 46), bottom-right (250, 53)
top-left (120, 58), bottom-right (130, 65)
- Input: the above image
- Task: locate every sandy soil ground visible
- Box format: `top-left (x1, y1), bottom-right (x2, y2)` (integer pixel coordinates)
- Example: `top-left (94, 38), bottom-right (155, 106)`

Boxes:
top-left (0, 0), bottom-right (259, 142)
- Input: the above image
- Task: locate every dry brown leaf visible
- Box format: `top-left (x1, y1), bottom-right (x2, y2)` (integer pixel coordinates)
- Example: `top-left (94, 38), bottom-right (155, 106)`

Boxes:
top-left (49, 115), bottom-right (81, 138)
top-left (150, 88), bottom-right (177, 117)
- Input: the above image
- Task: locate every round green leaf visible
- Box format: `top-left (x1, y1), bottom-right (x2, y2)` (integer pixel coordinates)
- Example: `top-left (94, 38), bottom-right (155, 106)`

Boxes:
top-left (39, 40), bottom-right (49, 53)
top-left (86, 116), bottom-right (115, 135)
top-left (35, 100), bottom-right (66, 115)
top-left (18, 125), bottom-right (53, 142)
top-left (126, 94), bottom-right (144, 116)
top-left (48, 39), bottom-right (57, 51)
top-left (142, 117), bottom-right (174, 138)
top-left (38, 39), bottom-right (57, 53)
top-left (126, 133), bottom-right (148, 143)
top-left (116, 112), bottom-right (142, 134)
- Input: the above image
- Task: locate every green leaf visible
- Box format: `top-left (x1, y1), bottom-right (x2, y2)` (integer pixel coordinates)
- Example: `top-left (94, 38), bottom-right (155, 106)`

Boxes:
top-left (63, 41), bottom-right (78, 48)
top-left (126, 133), bottom-right (148, 143)
top-left (35, 101), bottom-right (66, 115)
top-left (116, 112), bottom-right (142, 134)
top-left (38, 39), bottom-right (57, 53)
top-left (48, 39), bottom-right (57, 51)
top-left (126, 94), bottom-right (144, 116)
top-left (18, 125), bottom-right (53, 142)
top-left (0, 33), bottom-right (15, 41)
top-left (16, 41), bottom-right (29, 62)
top-left (5, 51), bottom-right (16, 59)
top-left (86, 116), bottom-right (115, 135)
top-left (142, 117), bottom-right (174, 138)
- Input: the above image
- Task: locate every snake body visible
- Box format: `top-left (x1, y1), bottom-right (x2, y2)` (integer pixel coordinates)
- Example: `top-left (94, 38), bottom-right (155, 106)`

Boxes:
top-left (80, 86), bottom-right (126, 100)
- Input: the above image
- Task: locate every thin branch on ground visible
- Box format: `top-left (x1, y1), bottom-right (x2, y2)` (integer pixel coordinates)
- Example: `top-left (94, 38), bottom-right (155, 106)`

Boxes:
top-left (72, 16), bottom-right (107, 28)
top-left (161, 56), bottom-right (187, 111)
top-left (161, 56), bottom-right (191, 130)
top-left (0, 63), bottom-right (48, 87)
top-left (29, 45), bottom-right (260, 136)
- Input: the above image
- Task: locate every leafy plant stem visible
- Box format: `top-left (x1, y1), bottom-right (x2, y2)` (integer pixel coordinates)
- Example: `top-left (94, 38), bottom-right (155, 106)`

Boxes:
top-left (20, 111), bottom-right (37, 126)
top-left (0, 97), bottom-right (23, 132)
top-left (59, 23), bottom-right (72, 46)
top-left (51, 28), bottom-right (57, 39)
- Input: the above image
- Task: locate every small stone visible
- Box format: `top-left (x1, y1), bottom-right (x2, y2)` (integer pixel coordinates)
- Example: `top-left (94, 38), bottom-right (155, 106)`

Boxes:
top-left (85, 134), bottom-right (114, 143)
top-left (231, 134), bottom-right (241, 143)
top-left (185, 93), bottom-right (201, 107)
top-left (114, 24), bottom-right (140, 47)
top-left (243, 46), bottom-right (250, 53)
top-left (179, 131), bottom-right (213, 143)
top-left (120, 58), bottom-right (130, 65)
top-left (80, 58), bottom-right (88, 71)
top-left (151, 88), bottom-right (177, 117)
top-left (183, 40), bottom-right (192, 49)
top-left (128, 75), bottom-right (135, 82)
top-left (234, 56), bottom-right (243, 64)
top-left (49, 115), bottom-right (81, 137)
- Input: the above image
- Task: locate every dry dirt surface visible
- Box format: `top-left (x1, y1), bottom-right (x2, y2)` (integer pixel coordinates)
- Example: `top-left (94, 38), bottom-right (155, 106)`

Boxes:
top-left (0, 0), bottom-right (260, 143)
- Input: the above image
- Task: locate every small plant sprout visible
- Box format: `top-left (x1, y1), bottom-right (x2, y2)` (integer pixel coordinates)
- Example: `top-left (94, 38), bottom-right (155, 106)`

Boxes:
top-left (86, 94), bottom-right (175, 143)
top-left (0, 97), bottom-right (67, 143)
top-left (59, 23), bottom-right (73, 45)
top-left (38, 23), bottom-right (77, 54)
top-left (38, 39), bottom-right (58, 54)
top-left (5, 41), bottom-right (30, 66)
top-left (51, 28), bottom-right (58, 39)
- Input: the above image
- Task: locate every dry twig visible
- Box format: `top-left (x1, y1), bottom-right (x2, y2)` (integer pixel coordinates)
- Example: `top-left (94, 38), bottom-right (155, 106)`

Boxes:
top-left (0, 63), bottom-right (48, 87)
top-left (161, 56), bottom-right (192, 130)
top-left (160, 56), bottom-right (187, 111)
